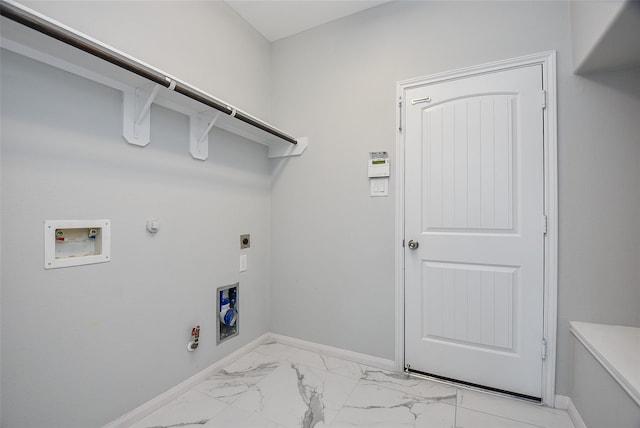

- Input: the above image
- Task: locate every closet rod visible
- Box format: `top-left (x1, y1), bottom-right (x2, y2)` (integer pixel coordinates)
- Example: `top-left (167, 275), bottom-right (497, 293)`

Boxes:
top-left (0, 0), bottom-right (298, 146)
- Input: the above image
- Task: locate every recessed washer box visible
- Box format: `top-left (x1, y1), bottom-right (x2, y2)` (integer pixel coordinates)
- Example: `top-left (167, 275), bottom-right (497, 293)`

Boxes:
top-left (44, 220), bottom-right (111, 269)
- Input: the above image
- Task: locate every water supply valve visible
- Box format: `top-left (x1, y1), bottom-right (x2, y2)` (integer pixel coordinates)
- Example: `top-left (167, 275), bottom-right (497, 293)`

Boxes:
top-left (187, 325), bottom-right (200, 352)
top-left (217, 284), bottom-right (239, 344)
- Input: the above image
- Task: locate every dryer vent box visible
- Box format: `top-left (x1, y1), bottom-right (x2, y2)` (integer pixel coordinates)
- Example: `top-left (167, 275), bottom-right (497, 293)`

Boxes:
top-left (44, 220), bottom-right (111, 269)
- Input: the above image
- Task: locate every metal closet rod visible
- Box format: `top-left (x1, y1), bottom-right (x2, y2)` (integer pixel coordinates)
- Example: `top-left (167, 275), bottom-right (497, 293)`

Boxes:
top-left (0, 1), bottom-right (298, 146)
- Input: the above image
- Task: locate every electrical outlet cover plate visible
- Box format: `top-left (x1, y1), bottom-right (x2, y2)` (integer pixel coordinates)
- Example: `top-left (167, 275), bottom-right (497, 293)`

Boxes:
top-left (240, 234), bottom-right (250, 249)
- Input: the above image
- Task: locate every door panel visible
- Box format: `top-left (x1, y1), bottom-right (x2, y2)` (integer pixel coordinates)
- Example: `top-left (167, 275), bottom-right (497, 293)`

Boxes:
top-left (424, 95), bottom-right (516, 232)
top-left (423, 262), bottom-right (516, 351)
top-left (404, 65), bottom-right (544, 398)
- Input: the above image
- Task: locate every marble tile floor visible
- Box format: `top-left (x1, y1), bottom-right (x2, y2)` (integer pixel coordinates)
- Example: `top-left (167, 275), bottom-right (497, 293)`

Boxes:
top-left (130, 342), bottom-right (575, 428)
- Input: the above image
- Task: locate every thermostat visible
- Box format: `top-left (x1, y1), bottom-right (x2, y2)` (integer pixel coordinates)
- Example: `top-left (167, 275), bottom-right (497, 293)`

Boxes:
top-left (368, 152), bottom-right (390, 197)
top-left (368, 152), bottom-right (390, 177)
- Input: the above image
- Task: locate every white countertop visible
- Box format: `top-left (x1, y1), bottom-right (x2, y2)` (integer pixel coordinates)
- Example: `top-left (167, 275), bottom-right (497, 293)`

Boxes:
top-left (570, 321), bottom-right (640, 407)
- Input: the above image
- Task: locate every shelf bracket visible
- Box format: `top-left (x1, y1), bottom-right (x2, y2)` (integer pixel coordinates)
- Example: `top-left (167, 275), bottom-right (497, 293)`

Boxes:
top-left (189, 110), bottom-right (221, 161)
top-left (268, 136), bottom-right (309, 158)
top-left (123, 82), bottom-right (169, 147)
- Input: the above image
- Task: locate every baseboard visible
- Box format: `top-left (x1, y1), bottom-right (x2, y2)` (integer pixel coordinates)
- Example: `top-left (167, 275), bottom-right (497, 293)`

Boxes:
top-left (554, 394), bottom-right (570, 409)
top-left (555, 395), bottom-right (587, 428)
top-left (267, 332), bottom-right (396, 372)
top-left (102, 333), bottom-right (270, 428)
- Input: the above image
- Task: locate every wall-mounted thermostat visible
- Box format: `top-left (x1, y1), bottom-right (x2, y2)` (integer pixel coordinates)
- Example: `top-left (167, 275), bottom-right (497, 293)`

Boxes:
top-left (368, 151), bottom-right (390, 178)
top-left (369, 152), bottom-right (390, 197)
top-left (44, 220), bottom-right (111, 269)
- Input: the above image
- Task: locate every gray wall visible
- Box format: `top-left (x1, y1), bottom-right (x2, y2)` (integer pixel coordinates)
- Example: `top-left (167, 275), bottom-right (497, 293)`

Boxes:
top-left (569, 0), bottom-right (627, 72)
top-left (1, 2), bottom-right (272, 427)
top-left (23, 0), bottom-right (272, 117)
top-left (269, 0), bottom-right (640, 396)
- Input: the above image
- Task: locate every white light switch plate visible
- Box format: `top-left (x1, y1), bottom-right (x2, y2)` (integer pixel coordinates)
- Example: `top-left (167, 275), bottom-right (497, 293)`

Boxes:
top-left (239, 255), bottom-right (247, 272)
top-left (370, 177), bottom-right (389, 197)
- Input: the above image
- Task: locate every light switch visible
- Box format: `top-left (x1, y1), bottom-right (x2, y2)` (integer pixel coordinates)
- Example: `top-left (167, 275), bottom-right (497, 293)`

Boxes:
top-left (239, 255), bottom-right (247, 272)
top-left (370, 177), bottom-right (389, 197)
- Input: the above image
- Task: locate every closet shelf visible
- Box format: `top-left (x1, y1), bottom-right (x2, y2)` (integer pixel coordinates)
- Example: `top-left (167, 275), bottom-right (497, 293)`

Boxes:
top-left (0, 0), bottom-right (307, 159)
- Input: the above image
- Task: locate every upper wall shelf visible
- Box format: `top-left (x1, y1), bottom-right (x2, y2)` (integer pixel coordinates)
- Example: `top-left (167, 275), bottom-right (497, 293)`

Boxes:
top-left (0, 0), bottom-right (307, 159)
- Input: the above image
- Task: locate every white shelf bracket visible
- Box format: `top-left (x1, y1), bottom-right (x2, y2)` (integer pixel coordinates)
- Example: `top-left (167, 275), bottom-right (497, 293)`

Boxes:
top-left (123, 83), bottom-right (166, 147)
top-left (268, 136), bottom-right (309, 158)
top-left (189, 110), bottom-right (221, 161)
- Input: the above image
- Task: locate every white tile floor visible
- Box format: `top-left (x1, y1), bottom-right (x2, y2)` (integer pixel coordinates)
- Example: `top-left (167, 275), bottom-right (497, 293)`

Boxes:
top-left (130, 341), bottom-right (575, 428)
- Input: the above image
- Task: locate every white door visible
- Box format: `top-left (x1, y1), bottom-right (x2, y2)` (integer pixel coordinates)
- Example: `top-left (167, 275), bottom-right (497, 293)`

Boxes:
top-left (404, 64), bottom-right (545, 398)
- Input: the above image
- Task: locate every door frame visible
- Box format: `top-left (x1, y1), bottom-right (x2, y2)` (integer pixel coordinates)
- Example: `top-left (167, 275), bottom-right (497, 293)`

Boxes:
top-left (394, 51), bottom-right (558, 406)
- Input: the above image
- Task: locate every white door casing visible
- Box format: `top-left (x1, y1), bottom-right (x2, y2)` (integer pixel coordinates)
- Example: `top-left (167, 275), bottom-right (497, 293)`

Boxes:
top-left (395, 52), bottom-right (558, 404)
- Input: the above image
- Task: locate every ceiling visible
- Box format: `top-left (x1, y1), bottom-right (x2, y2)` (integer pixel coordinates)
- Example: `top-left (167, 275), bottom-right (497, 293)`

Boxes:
top-left (225, 0), bottom-right (391, 42)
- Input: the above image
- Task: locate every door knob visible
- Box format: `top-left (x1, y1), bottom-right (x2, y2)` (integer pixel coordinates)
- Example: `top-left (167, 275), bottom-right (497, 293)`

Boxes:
top-left (407, 240), bottom-right (419, 250)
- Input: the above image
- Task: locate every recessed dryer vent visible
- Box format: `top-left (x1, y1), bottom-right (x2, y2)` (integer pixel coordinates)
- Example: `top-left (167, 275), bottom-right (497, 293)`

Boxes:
top-left (217, 283), bottom-right (238, 344)
top-left (44, 220), bottom-right (111, 269)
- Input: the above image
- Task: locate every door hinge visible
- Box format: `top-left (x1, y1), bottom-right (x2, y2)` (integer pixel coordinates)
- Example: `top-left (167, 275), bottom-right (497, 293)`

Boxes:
top-left (543, 215), bottom-right (548, 235)
top-left (398, 96), bottom-right (403, 132)
top-left (540, 90), bottom-right (547, 110)
top-left (541, 339), bottom-right (547, 360)
top-left (402, 239), bottom-right (405, 248)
